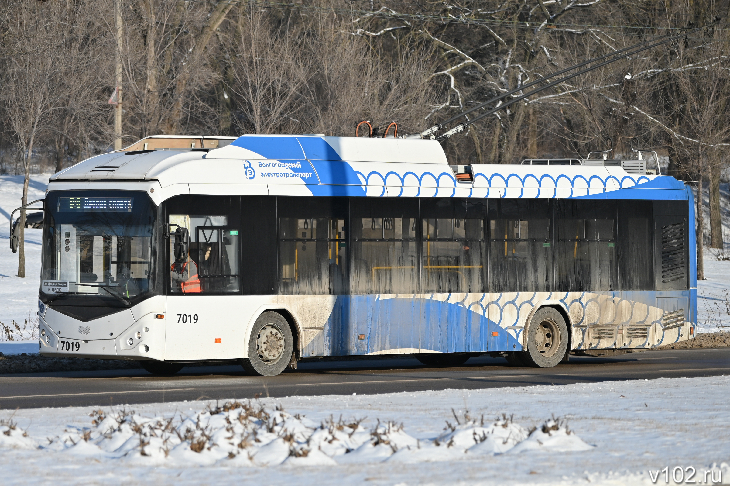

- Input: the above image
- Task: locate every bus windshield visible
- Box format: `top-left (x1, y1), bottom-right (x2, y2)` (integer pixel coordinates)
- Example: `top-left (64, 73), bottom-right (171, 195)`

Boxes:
top-left (41, 191), bottom-right (156, 302)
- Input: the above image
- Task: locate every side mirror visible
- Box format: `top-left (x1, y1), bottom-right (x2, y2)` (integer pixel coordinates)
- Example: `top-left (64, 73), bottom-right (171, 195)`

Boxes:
top-left (9, 200), bottom-right (44, 253)
top-left (173, 227), bottom-right (189, 264)
top-left (24, 212), bottom-right (44, 228)
top-left (10, 219), bottom-right (19, 253)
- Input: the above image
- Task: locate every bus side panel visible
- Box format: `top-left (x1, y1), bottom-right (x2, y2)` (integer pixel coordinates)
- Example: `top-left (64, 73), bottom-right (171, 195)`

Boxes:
top-left (298, 294), bottom-right (521, 357)
top-left (164, 295), bottom-right (276, 360)
top-left (294, 291), bottom-right (693, 358)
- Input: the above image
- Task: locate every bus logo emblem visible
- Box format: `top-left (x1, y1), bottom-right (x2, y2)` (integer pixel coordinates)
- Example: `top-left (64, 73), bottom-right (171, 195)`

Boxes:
top-left (243, 161), bottom-right (255, 180)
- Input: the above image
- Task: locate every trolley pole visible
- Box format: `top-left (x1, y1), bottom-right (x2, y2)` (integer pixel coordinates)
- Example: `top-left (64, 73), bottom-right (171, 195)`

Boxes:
top-left (114, 0), bottom-right (123, 151)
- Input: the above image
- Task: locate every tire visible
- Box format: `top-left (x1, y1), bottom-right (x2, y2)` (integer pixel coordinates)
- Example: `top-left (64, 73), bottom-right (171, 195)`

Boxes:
top-left (523, 307), bottom-right (569, 368)
top-left (140, 360), bottom-right (184, 376)
top-left (416, 353), bottom-right (470, 367)
top-left (241, 312), bottom-right (294, 377)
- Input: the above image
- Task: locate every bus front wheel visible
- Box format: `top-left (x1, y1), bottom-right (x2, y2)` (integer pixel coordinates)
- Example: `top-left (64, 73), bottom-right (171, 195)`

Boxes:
top-left (523, 307), bottom-right (568, 368)
top-left (242, 311), bottom-right (294, 377)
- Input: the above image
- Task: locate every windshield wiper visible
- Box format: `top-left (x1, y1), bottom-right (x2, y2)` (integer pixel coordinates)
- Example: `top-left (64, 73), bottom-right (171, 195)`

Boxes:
top-left (97, 284), bottom-right (132, 306)
top-left (73, 282), bottom-right (132, 306)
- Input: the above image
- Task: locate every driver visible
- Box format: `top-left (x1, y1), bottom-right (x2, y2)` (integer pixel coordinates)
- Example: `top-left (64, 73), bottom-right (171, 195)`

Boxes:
top-left (170, 251), bottom-right (201, 293)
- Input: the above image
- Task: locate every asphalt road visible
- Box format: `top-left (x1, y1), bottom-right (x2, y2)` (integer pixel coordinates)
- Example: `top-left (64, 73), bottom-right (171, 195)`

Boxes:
top-left (1, 348), bottom-right (729, 410)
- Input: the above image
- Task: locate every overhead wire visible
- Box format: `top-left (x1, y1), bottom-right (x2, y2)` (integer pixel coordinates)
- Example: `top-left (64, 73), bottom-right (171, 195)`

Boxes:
top-left (428, 23), bottom-right (718, 141)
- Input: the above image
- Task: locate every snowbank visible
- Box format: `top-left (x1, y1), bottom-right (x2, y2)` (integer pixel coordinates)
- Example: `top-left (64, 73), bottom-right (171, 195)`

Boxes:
top-left (1, 376), bottom-right (729, 485)
top-left (0, 174), bottom-right (49, 341)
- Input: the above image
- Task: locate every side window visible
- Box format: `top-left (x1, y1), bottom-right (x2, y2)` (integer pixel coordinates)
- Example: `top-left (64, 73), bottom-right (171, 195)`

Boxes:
top-left (554, 201), bottom-right (616, 291)
top-left (278, 197), bottom-right (348, 295)
top-left (350, 198), bottom-right (419, 294)
top-left (196, 225), bottom-right (240, 292)
top-left (421, 199), bottom-right (485, 293)
top-left (168, 200), bottom-right (241, 295)
top-left (489, 200), bottom-right (551, 292)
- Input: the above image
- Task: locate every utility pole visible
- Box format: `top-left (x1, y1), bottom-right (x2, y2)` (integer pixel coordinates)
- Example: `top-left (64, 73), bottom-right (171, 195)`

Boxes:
top-left (114, 0), bottom-right (123, 150)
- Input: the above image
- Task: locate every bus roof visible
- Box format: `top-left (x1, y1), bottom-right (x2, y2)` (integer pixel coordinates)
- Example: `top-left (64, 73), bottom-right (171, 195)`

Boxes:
top-left (49, 135), bottom-right (688, 202)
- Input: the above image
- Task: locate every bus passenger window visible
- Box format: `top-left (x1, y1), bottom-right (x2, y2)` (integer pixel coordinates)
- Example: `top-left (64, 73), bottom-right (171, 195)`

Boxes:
top-left (279, 217), bottom-right (347, 295)
top-left (350, 198), bottom-right (419, 295)
top-left (352, 217), bottom-right (417, 294)
top-left (422, 218), bottom-right (483, 293)
top-left (554, 201), bottom-right (616, 292)
top-left (488, 200), bottom-right (551, 293)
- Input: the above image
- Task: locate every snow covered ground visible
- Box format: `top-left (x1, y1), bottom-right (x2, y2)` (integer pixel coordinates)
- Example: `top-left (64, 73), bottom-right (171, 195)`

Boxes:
top-left (1, 376), bottom-right (728, 485)
top-left (0, 174), bottom-right (48, 343)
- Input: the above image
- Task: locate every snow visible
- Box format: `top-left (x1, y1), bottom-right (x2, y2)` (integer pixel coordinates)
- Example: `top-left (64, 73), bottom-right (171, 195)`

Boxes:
top-left (0, 377), bottom-right (729, 484)
top-left (697, 257), bottom-right (730, 333)
top-left (0, 174), bottom-right (49, 342)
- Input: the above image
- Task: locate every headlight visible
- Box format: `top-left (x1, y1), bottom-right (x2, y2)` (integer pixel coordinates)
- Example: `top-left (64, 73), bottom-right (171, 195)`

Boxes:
top-left (127, 338), bottom-right (134, 346)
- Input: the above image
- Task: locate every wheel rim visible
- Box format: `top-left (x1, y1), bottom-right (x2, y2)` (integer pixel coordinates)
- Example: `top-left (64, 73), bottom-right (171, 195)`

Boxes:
top-left (536, 319), bottom-right (560, 358)
top-left (256, 323), bottom-right (285, 363)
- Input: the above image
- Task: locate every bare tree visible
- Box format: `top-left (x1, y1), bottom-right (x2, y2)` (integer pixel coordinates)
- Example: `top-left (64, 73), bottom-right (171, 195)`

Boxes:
top-left (669, 44), bottom-right (730, 279)
top-left (1, 1), bottom-right (67, 277)
top-left (224, 7), bottom-right (311, 134)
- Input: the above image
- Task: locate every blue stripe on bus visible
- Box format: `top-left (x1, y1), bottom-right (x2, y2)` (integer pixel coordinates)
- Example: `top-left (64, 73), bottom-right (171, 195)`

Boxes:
top-left (231, 136), bottom-right (345, 161)
top-left (307, 184), bottom-right (367, 197)
top-left (298, 289), bottom-right (695, 357)
top-left (301, 296), bottom-right (522, 357)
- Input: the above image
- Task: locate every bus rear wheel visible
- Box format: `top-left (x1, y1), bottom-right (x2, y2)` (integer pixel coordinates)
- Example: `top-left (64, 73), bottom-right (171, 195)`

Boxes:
top-left (140, 360), bottom-right (184, 376)
top-left (416, 353), bottom-right (470, 367)
top-left (523, 307), bottom-right (568, 368)
top-left (242, 311), bottom-right (293, 377)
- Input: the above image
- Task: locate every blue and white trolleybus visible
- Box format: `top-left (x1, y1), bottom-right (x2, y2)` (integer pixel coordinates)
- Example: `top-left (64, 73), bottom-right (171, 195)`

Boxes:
top-left (22, 133), bottom-right (696, 376)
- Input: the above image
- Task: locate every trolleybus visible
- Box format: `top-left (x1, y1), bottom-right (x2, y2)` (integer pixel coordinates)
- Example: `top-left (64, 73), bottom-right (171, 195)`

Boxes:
top-left (16, 134), bottom-right (696, 376)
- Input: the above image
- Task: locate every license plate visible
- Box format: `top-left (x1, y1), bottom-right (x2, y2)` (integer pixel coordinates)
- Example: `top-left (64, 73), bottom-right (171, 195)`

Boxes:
top-left (58, 340), bottom-right (82, 352)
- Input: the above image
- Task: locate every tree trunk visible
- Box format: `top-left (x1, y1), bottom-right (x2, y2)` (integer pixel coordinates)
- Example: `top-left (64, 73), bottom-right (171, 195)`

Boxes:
top-left (710, 153), bottom-right (723, 248)
top-left (501, 101), bottom-right (526, 164)
top-left (17, 137), bottom-right (33, 278)
top-left (488, 120), bottom-right (501, 164)
top-left (163, 0), bottom-right (239, 134)
top-left (54, 135), bottom-right (64, 173)
top-left (141, 0), bottom-right (159, 136)
top-left (528, 103), bottom-right (537, 158)
top-left (696, 164), bottom-right (705, 281)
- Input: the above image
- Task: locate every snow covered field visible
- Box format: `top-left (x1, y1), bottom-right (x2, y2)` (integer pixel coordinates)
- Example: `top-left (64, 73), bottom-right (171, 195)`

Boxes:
top-left (1, 175), bottom-right (730, 485)
top-left (1, 376), bottom-right (728, 485)
top-left (0, 174), bottom-right (48, 342)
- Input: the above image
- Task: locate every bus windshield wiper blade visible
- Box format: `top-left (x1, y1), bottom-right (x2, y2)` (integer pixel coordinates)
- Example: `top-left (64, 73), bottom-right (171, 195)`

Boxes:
top-left (97, 284), bottom-right (132, 306)
top-left (73, 282), bottom-right (132, 306)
